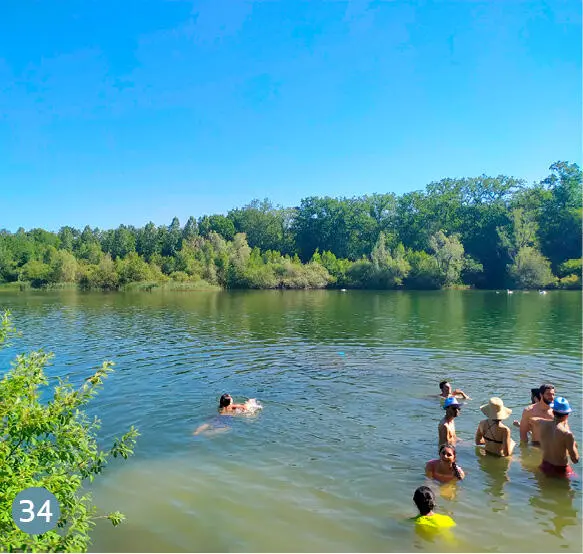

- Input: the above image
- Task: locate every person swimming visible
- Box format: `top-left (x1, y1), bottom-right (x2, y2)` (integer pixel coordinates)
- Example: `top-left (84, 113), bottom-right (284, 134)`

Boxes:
top-left (194, 394), bottom-right (262, 436)
top-left (218, 393), bottom-right (262, 414)
top-left (439, 380), bottom-right (470, 400)
top-left (412, 486), bottom-right (456, 528)
top-left (425, 444), bottom-right (465, 482)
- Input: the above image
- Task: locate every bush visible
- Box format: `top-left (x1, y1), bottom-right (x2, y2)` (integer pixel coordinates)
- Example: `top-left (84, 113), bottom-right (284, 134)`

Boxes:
top-left (508, 246), bottom-right (556, 289)
top-left (0, 312), bottom-right (138, 551)
top-left (558, 274), bottom-right (581, 290)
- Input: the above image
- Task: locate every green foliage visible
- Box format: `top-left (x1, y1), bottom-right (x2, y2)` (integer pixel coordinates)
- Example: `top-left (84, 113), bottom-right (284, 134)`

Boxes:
top-left (508, 247), bottom-right (556, 289)
top-left (558, 258), bottom-right (582, 278)
top-left (429, 231), bottom-right (466, 287)
top-left (0, 160), bottom-right (579, 291)
top-left (0, 312), bottom-right (138, 552)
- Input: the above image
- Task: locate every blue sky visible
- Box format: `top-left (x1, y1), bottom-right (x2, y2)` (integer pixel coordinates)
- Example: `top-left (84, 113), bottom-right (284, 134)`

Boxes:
top-left (1, 0), bottom-right (580, 232)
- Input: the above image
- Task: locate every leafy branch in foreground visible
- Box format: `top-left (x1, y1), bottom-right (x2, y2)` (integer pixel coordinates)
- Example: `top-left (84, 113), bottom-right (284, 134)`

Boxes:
top-left (0, 311), bottom-right (139, 552)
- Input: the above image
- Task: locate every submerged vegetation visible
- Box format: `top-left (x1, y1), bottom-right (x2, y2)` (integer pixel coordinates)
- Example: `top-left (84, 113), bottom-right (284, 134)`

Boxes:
top-left (1, 161), bottom-right (580, 291)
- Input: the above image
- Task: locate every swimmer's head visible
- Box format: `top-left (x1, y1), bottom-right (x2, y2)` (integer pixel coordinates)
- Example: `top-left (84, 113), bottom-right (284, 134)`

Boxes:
top-left (439, 381), bottom-right (452, 396)
top-left (219, 393), bottom-right (232, 408)
top-left (530, 388), bottom-right (541, 404)
top-left (439, 443), bottom-right (456, 462)
top-left (539, 384), bottom-right (555, 405)
top-left (413, 486), bottom-right (435, 516)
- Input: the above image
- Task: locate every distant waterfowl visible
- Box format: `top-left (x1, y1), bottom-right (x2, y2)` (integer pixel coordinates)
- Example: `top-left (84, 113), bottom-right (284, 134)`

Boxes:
top-left (539, 290), bottom-right (547, 295)
top-left (507, 290), bottom-right (514, 295)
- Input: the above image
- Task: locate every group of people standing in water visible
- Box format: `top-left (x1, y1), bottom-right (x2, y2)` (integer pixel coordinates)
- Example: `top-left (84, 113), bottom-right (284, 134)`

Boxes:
top-left (411, 380), bottom-right (580, 530)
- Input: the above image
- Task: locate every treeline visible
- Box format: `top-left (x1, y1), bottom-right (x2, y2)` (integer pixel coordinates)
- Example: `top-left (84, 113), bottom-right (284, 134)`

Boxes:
top-left (1, 161), bottom-right (581, 291)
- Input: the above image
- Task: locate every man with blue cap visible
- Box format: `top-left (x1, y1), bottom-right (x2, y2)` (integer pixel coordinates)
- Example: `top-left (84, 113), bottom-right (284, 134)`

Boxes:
top-left (438, 397), bottom-right (461, 448)
top-left (532, 397), bottom-right (579, 478)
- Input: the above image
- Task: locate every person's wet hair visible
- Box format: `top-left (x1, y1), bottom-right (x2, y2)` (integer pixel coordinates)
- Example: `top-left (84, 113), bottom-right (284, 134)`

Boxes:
top-left (553, 410), bottom-right (568, 420)
top-left (539, 383), bottom-right (555, 395)
top-left (413, 486), bottom-right (435, 516)
top-left (531, 388), bottom-right (541, 403)
top-left (439, 380), bottom-right (448, 391)
top-left (439, 443), bottom-right (456, 457)
top-left (219, 393), bottom-right (232, 408)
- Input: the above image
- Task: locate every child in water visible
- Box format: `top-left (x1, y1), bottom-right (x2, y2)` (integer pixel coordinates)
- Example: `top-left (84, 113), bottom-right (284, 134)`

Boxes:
top-left (412, 486), bottom-right (456, 529)
top-left (425, 444), bottom-right (465, 482)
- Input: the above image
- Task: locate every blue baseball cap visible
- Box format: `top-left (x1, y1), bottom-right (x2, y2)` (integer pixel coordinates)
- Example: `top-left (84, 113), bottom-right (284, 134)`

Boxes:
top-left (551, 397), bottom-right (572, 414)
top-left (443, 397), bottom-right (461, 409)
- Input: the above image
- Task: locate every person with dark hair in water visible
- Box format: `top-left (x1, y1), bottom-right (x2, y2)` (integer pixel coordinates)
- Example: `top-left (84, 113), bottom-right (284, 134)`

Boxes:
top-left (425, 444), bottom-right (465, 482)
top-left (438, 397), bottom-right (462, 447)
top-left (438, 380), bottom-right (470, 400)
top-left (513, 388), bottom-right (541, 428)
top-left (218, 393), bottom-right (261, 413)
top-left (412, 486), bottom-right (456, 528)
top-left (194, 394), bottom-right (262, 435)
top-left (518, 383), bottom-right (556, 445)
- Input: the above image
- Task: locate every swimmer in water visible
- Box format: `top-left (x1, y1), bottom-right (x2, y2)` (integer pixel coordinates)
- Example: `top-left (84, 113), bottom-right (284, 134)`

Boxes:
top-left (218, 393), bottom-right (261, 414)
top-left (425, 444), bottom-right (465, 482)
top-left (439, 380), bottom-right (470, 400)
top-left (194, 394), bottom-right (262, 436)
top-left (530, 397), bottom-right (579, 478)
top-left (438, 397), bottom-right (461, 448)
top-left (412, 486), bottom-right (456, 528)
top-left (475, 397), bottom-right (515, 457)
top-left (513, 388), bottom-right (541, 428)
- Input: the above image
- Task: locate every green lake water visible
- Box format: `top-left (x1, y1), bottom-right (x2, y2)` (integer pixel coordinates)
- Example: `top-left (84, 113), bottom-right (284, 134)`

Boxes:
top-left (0, 290), bottom-right (581, 552)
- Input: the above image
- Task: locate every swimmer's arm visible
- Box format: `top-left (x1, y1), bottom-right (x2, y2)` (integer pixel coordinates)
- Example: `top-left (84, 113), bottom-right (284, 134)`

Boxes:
top-left (454, 389), bottom-right (470, 400)
top-left (566, 433), bottom-right (579, 464)
top-left (475, 423), bottom-right (485, 445)
top-left (424, 461), bottom-right (433, 477)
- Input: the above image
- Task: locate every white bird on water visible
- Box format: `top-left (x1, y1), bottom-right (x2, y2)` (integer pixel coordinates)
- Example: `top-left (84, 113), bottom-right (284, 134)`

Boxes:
top-left (539, 290), bottom-right (547, 295)
top-left (507, 289), bottom-right (514, 294)
top-left (340, 288), bottom-right (347, 292)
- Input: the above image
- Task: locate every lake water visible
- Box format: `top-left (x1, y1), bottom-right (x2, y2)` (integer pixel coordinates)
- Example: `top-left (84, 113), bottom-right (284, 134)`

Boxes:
top-left (0, 290), bottom-right (581, 552)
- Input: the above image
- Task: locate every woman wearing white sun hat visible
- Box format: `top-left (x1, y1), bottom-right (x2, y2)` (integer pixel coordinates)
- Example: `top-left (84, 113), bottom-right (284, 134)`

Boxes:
top-left (475, 397), bottom-right (516, 457)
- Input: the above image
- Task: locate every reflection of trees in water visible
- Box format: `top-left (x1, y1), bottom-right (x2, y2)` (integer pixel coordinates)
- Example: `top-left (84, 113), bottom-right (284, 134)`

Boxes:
top-left (475, 447), bottom-right (511, 512)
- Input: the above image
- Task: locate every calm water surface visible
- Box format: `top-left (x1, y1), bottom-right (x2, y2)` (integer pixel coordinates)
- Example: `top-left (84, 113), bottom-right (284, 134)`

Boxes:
top-left (0, 290), bottom-right (581, 552)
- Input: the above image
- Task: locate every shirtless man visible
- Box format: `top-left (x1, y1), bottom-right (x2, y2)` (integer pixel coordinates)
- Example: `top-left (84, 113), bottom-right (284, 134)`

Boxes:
top-left (513, 388), bottom-right (541, 428)
top-left (438, 397), bottom-right (461, 447)
top-left (531, 397), bottom-right (579, 478)
top-left (439, 380), bottom-right (470, 400)
top-left (519, 383), bottom-right (555, 445)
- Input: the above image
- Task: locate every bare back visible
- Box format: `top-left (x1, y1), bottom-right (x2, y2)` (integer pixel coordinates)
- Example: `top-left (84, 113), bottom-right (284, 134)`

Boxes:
top-left (539, 420), bottom-right (578, 466)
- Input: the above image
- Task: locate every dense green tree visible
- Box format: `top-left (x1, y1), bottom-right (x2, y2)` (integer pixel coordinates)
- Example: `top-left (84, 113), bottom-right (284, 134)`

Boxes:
top-left (508, 247), bottom-right (556, 289)
top-left (538, 162), bottom-right (582, 270)
top-left (183, 216), bottom-right (199, 241)
top-left (198, 215), bottom-right (235, 241)
top-left (0, 160), bottom-right (579, 291)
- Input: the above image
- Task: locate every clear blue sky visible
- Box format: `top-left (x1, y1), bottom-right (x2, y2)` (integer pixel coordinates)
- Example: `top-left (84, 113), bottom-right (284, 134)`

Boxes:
top-left (1, 0), bottom-right (581, 232)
